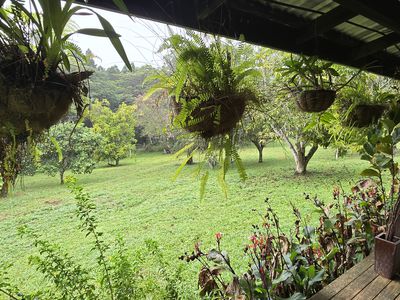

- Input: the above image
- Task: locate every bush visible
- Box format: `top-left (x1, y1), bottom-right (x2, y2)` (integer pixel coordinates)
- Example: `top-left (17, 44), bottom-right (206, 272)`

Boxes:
top-left (180, 181), bottom-right (384, 299)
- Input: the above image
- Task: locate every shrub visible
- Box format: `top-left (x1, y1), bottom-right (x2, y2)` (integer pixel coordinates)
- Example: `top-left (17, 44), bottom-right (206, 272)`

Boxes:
top-left (180, 182), bottom-right (384, 299)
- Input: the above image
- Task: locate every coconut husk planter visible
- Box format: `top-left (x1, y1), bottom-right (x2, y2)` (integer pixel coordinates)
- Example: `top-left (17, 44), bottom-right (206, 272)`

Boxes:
top-left (172, 92), bottom-right (249, 139)
top-left (345, 104), bottom-right (386, 128)
top-left (0, 70), bottom-right (92, 138)
top-left (296, 89), bottom-right (336, 113)
top-left (0, 45), bottom-right (92, 138)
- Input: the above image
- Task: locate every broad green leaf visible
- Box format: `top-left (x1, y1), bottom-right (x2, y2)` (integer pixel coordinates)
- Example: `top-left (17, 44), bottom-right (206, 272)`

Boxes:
top-left (360, 168), bottom-right (380, 177)
top-left (373, 153), bottom-right (392, 169)
top-left (272, 270), bottom-right (292, 285)
top-left (309, 269), bottom-right (325, 286)
top-left (382, 119), bottom-right (395, 133)
top-left (392, 127), bottom-right (400, 144)
top-left (75, 28), bottom-right (121, 38)
top-left (363, 142), bottom-right (375, 156)
top-left (324, 247), bottom-right (339, 261)
top-left (91, 10), bottom-right (132, 71)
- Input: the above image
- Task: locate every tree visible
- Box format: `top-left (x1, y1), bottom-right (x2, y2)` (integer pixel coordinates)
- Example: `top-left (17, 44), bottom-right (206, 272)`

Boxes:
top-left (135, 93), bottom-right (177, 151)
top-left (243, 111), bottom-right (276, 163)
top-left (90, 100), bottom-right (137, 166)
top-left (255, 51), bottom-right (332, 174)
top-left (39, 122), bottom-right (101, 184)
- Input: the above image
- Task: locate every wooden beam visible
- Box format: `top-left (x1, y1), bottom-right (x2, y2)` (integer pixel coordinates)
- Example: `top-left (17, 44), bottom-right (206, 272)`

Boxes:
top-left (333, 0), bottom-right (400, 35)
top-left (296, 6), bottom-right (357, 44)
top-left (351, 32), bottom-right (400, 60)
top-left (230, 0), bottom-right (307, 29)
top-left (198, 0), bottom-right (225, 20)
top-left (76, 0), bottom-right (400, 79)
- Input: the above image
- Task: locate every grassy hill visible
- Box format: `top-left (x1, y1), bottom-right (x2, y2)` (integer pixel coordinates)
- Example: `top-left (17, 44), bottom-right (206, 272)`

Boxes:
top-left (0, 144), bottom-right (369, 298)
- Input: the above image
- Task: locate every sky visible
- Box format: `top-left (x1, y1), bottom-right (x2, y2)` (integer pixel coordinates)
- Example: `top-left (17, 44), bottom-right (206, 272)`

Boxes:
top-left (70, 5), bottom-right (173, 69)
top-left (3, 0), bottom-right (180, 69)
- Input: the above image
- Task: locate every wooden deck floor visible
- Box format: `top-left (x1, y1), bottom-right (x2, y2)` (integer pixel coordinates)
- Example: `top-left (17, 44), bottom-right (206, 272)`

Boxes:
top-left (310, 253), bottom-right (400, 300)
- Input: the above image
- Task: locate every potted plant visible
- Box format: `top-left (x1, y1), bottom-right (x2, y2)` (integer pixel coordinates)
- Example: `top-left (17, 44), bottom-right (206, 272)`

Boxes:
top-left (278, 55), bottom-right (341, 112)
top-left (360, 103), bottom-right (400, 278)
top-left (145, 33), bottom-right (259, 139)
top-left (341, 75), bottom-right (391, 127)
top-left (0, 0), bottom-right (131, 139)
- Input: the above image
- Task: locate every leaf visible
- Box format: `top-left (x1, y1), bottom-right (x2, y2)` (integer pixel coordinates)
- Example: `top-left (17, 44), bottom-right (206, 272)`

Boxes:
top-left (50, 137), bottom-right (63, 162)
top-left (360, 168), bottom-right (380, 177)
top-left (373, 153), bottom-right (392, 169)
top-left (392, 126), bottom-right (400, 144)
top-left (363, 142), bottom-right (375, 156)
top-left (272, 270), bottom-right (292, 285)
top-left (91, 10), bottom-right (132, 71)
top-left (360, 154), bottom-right (372, 161)
top-left (382, 119), bottom-right (395, 133)
top-left (75, 28), bottom-right (121, 38)
top-left (308, 269), bottom-right (325, 286)
top-left (324, 246), bottom-right (339, 261)
top-left (112, 0), bottom-right (130, 15)
top-left (206, 249), bottom-right (229, 264)
top-left (171, 151), bottom-right (195, 181)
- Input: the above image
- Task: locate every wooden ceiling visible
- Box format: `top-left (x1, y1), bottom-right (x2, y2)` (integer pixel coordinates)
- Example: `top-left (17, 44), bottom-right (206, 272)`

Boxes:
top-left (81, 0), bottom-right (400, 79)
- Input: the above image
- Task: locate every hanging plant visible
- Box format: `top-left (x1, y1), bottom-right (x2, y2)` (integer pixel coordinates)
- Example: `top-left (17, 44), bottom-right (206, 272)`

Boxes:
top-left (279, 55), bottom-right (357, 113)
top-left (0, 0), bottom-right (132, 139)
top-left (146, 33), bottom-right (259, 139)
top-left (340, 75), bottom-right (393, 128)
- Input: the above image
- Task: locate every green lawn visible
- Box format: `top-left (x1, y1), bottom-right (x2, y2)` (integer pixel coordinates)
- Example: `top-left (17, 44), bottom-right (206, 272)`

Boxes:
top-left (0, 144), bottom-right (369, 297)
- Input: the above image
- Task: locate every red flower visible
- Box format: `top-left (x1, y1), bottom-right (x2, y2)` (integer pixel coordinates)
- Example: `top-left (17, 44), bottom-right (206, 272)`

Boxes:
top-left (215, 232), bottom-right (223, 241)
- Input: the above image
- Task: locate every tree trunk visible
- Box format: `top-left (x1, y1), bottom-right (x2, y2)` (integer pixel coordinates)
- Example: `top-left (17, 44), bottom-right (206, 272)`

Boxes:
top-left (294, 153), bottom-right (307, 174)
top-left (269, 123), bottom-right (318, 175)
top-left (293, 144), bottom-right (318, 175)
top-left (60, 170), bottom-right (65, 185)
top-left (115, 158), bottom-right (120, 166)
top-left (1, 176), bottom-right (9, 198)
top-left (251, 140), bottom-right (264, 163)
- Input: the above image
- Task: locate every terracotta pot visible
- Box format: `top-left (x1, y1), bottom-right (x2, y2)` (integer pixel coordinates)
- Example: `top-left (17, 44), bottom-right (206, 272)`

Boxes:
top-left (296, 89), bottom-right (336, 112)
top-left (346, 104), bottom-right (385, 127)
top-left (374, 232), bottom-right (400, 279)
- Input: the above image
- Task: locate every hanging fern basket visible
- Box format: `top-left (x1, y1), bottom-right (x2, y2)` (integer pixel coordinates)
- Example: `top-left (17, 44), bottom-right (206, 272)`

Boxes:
top-left (345, 104), bottom-right (386, 127)
top-left (0, 47), bottom-right (92, 138)
top-left (172, 92), bottom-right (250, 139)
top-left (296, 89), bottom-right (336, 113)
top-left (0, 71), bottom-right (91, 138)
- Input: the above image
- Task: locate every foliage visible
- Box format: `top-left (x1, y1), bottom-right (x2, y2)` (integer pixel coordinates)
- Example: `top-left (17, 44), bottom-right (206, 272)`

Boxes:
top-left (243, 110), bottom-right (277, 162)
top-left (182, 183), bottom-right (383, 299)
top-left (278, 55), bottom-right (340, 91)
top-left (0, 178), bottom-right (185, 300)
top-left (146, 32), bottom-right (261, 196)
top-left (359, 101), bottom-right (400, 241)
top-left (135, 93), bottom-right (177, 151)
top-left (39, 122), bottom-right (101, 184)
top-left (0, 137), bottom-right (37, 197)
top-left (338, 72), bottom-right (397, 108)
top-left (85, 50), bottom-right (156, 110)
top-left (0, 147), bottom-right (370, 297)
top-left (90, 100), bottom-right (137, 166)
top-left (0, 0), bottom-right (131, 74)
top-left (254, 50), bottom-right (331, 174)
